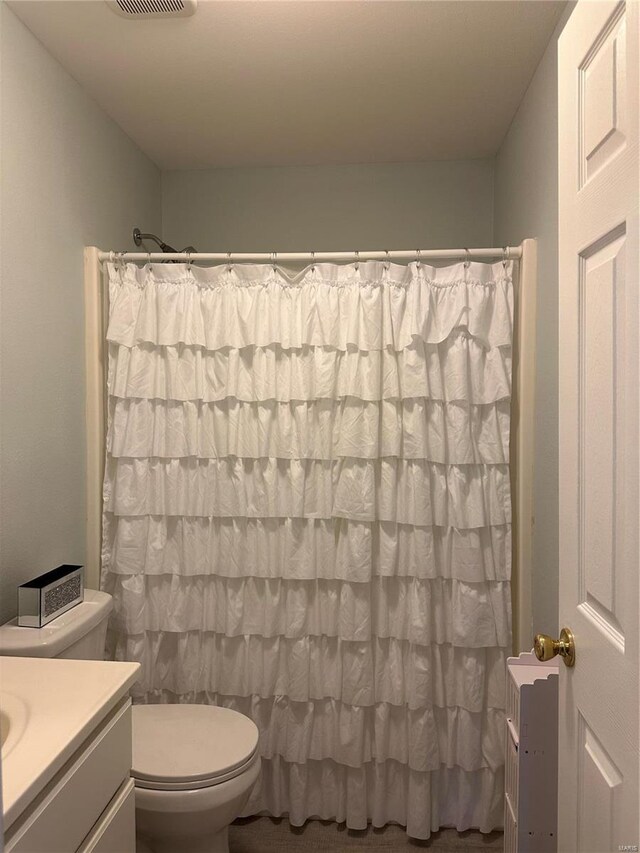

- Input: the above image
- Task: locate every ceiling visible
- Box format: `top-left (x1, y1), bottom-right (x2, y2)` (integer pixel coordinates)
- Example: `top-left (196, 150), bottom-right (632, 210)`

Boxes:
top-left (8, 0), bottom-right (566, 170)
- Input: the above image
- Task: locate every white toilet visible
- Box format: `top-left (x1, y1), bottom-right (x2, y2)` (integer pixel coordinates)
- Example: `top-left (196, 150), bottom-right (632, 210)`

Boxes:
top-left (0, 588), bottom-right (261, 853)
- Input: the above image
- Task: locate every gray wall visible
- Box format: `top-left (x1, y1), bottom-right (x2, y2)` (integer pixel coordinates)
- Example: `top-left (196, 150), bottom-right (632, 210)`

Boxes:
top-left (0, 4), bottom-right (161, 623)
top-left (0, 0), bottom-right (567, 636)
top-left (162, 160), bottom-right (495, 253)
top-left (493, 6), bottom-right (574, 636)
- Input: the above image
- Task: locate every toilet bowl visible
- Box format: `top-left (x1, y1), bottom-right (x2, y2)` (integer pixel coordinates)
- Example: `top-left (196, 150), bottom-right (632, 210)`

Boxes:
top-left (0, 590), bottom-right (261, 853)
top-left (132, 703), bottom-right (261, 853)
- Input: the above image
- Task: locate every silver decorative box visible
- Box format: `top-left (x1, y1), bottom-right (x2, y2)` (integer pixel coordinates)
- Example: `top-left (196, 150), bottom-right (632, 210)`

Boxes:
top-left (18, 565), bottom-right (84, 627)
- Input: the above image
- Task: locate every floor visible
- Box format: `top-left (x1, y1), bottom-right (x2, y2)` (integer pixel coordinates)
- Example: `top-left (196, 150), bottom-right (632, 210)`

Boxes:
top-left (230, 817), bottom-right (504, 852)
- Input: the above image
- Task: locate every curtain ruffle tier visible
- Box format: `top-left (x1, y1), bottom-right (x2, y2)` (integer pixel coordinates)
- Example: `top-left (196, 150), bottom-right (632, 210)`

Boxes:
top-left (112, 634), bottom-right (507, 710)
top-left (108, 336), bottom-right (512, 404)
top-left (107, 261), bottom-right (513, 352)
top-left (102, 260), bottom-right (512, 840)
top-left (104, 517), bottom-right (511, 582)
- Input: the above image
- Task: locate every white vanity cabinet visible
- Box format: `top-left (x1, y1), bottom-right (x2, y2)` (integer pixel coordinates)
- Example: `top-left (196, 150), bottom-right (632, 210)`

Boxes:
top-left (4, 698), bottom-right (135, 853)
top-left (0, 657), bottom-right (140, 853)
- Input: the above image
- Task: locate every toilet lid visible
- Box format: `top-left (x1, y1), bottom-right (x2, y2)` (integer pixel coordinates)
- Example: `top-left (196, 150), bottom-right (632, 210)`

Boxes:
top-left (131, 705), bottom-right (259, 787)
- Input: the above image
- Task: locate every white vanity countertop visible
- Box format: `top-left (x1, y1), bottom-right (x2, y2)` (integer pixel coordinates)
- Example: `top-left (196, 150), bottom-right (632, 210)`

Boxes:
top-left (0, 656), bottom-right (140, 830)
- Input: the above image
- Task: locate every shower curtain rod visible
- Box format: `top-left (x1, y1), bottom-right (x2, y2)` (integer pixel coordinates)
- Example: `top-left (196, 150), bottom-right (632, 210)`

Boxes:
top-left (98, 246), bottom-right (523, 263)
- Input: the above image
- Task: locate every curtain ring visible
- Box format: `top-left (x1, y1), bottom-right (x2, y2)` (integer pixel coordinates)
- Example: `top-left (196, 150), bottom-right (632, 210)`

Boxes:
top-left (385, 250), bottom-right (390, 271)
top-left (502, 247), bottom-right (509, 269)
top-left (416, 249), bottom-right (421, 269)
top-left (227, 252), bottom-right (233, 273)
top-left (117, 251), bottom-right (125, 272)
top-left (147, 250), bottom-right (152, 266)
top-left (354, 250), bottom-right (360, 271)
top-left (271, 251), bottom-right (277, 271)
top-left (464, 248), bottom-right (471, 269)
top-left (311, 251), bottom-right (316, 272)
top-left (186, 250), bottom-right (192, 271)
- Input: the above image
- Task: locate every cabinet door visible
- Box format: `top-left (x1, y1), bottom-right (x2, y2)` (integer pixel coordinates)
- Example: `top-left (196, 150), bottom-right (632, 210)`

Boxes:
top-left (5, 701), bottom-right (132, 853)
top-left (77, 779), bottom-right (136, 853)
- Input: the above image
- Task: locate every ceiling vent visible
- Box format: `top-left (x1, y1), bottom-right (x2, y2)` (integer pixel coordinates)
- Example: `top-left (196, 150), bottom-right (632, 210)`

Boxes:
top-left (106, 0), bottom-right (197, 19)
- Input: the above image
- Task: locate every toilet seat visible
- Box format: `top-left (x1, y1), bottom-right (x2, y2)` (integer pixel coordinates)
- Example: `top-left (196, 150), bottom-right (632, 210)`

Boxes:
top-left (133, 749), bottom-right (260, 791)
top-left (131, 704), bottom-right (260, 792)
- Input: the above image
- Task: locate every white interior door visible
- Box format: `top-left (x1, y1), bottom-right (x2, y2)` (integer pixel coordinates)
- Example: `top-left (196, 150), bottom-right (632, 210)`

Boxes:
top-left (558, 2), bottom-right (639, 852)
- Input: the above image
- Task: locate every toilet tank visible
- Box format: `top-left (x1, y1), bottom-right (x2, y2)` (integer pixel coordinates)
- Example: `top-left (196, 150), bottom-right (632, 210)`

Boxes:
top-left (0, 589), bottom-right (113, 660)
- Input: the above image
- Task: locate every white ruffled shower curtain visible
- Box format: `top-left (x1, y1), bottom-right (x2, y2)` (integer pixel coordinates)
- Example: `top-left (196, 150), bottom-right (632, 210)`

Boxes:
top-left (102, 258), bottom-right (512, 839)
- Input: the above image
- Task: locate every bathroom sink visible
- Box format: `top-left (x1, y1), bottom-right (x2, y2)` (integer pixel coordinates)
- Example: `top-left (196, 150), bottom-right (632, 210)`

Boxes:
top-left (0, 691), bottom-right (29, 760)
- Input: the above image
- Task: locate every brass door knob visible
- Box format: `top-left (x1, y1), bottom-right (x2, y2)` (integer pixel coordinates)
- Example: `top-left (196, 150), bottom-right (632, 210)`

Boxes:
top-left (533, 627), bottom-right (576, 667)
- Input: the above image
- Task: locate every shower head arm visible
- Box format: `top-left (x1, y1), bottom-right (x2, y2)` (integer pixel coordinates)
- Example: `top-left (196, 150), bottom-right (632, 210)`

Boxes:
top-left (133, 227), bottom-right (196, 255)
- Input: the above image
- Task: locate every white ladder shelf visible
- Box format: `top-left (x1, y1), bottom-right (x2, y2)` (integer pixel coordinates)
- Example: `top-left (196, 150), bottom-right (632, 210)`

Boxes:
top-left (505, 651), bottom-right (559, 853)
